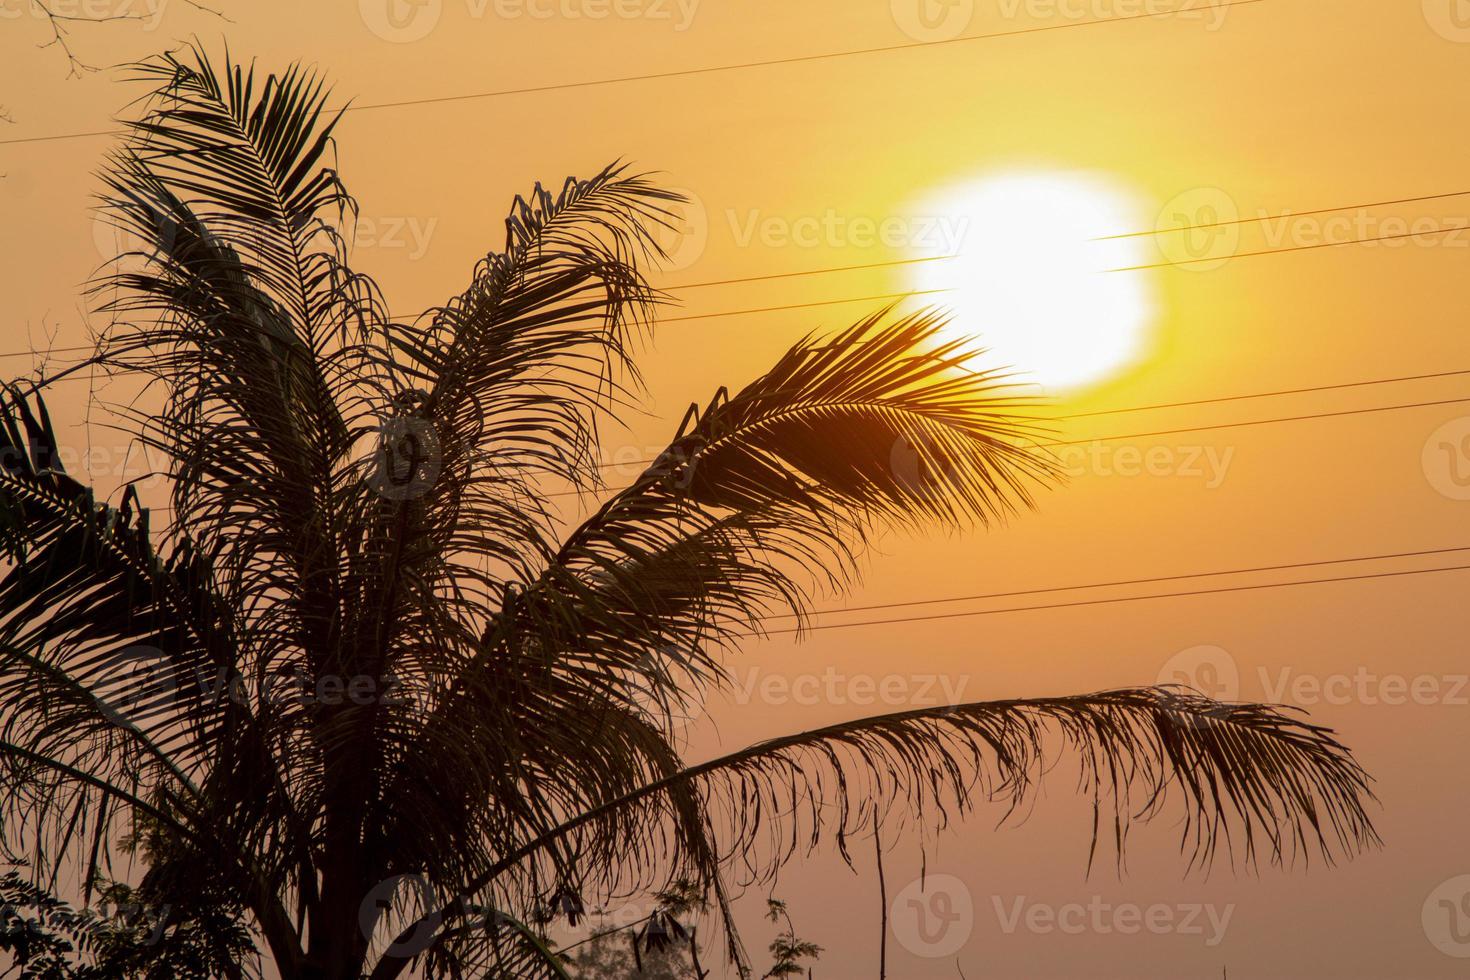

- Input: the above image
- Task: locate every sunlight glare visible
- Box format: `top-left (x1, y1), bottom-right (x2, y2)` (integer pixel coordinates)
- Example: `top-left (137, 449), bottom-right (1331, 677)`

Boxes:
top-left (908, 172), bottom-right (1158, 394)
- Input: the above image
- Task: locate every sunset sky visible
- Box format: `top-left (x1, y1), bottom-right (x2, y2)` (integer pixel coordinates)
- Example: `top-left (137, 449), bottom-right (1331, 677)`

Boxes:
top-left (3, 0), bottom-right (1469, 975)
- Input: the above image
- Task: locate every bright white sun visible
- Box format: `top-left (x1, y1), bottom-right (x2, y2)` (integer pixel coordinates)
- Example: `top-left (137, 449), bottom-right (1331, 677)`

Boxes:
top-left (908, 172), bottom-right (1157, 394)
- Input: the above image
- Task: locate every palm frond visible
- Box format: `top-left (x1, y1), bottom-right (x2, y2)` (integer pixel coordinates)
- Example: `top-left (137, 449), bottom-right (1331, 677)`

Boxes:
top-left (385, 687), bottom-right (1377, 976)
top-left (91, 44), bottom-right (391, 687)
top-left (471, 686), bottom-right (1378, 898)
top-left (376, 164), bottom-right (683, 612)
top-left (653, 306), bottom-right (1056, 528)
top-left (0, 385), bottom-right (307, 962)
top-left (423, 907), bottom-right (574, 980)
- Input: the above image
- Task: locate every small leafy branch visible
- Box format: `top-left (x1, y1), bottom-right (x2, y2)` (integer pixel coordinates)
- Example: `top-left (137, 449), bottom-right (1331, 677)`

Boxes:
top-left (563, 883), bottom-right (821, 980)
top-left (760, 899), bottom-right (821, 979)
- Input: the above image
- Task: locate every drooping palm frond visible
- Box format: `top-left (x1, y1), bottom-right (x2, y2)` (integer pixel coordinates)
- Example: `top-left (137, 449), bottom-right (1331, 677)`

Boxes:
top-left (0, 384), bottom-right (221, 835)
top-left (0, 384), bottom-right (309, 973)
top-left (425, 907), bottom-right (574, 980)
top-left (394, 686), bottom-right (1376, 977)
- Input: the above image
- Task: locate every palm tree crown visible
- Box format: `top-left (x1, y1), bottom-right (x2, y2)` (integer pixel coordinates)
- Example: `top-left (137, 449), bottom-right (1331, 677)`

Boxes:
top-left (0, 46), bottom-right (1378, 980)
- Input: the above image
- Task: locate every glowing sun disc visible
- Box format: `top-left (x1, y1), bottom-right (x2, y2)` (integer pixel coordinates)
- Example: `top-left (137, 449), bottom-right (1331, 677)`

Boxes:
top-left (908, 172), bottom-right (1158, 394)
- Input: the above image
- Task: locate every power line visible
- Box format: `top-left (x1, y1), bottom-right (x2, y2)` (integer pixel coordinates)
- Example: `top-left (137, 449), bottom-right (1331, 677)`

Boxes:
top-left (672, 219), bottom-right (1470, 316)
top-left (659, 288), bottom-right (951, 323)
top-left (119, 389), bottom-right (1470, 512)
top-left (543, 394), bottom-right (1470, 498)
top-left (759, 561), bottom-right (1470, 634)
top-left (670, 188), bottom-right (1470, 291)
top-left (0, 0), bottom-right (1265, 149)
top-left (581, 370), bottom-right (1470, 475)
top-left (26, 367), bottom-right (1467, 492)
top-left (675, 255), bottom-right (954, 292)
top-left (767, 544), bottom-right (1470, 622)
top-left (11, 184), bottom-right (1468, 365)
top-left (1064, 368), bottom-right (1470, 419)
top-left (1043, 395), bottom-right (1470, 446)
top-left (1095, 189), bottom-right (1470, 240)
top-left (653, 220), bottom-right (1466, 322)
top-left (1107, 222), bottom-right (1470, 272)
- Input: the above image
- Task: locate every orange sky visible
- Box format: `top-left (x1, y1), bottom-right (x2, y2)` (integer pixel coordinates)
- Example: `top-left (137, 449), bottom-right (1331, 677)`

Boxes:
top-left (3, 1), bottom-right (1469, 976)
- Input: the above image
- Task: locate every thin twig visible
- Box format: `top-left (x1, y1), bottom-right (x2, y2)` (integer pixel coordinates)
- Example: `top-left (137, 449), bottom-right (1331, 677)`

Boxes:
top-left (874, 803), bottom-right (887, 980)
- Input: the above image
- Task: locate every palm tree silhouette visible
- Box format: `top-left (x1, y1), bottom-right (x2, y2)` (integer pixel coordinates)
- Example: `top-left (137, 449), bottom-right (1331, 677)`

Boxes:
top-left (0, 46), bottom-right (1378, 980)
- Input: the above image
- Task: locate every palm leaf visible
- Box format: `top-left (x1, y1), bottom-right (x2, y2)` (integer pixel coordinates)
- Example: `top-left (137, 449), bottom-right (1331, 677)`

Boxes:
top-left (416, 686), bottom-right (1377, 956)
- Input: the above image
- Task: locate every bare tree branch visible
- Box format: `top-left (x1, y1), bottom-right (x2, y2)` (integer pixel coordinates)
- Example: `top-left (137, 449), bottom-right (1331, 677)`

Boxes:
top-left (25, 0), bottom-right (230, 78)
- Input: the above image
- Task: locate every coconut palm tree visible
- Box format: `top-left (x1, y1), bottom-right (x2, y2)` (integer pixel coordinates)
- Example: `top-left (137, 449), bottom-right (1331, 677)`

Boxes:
top-left (0, 45), bottom-right (1378, 980)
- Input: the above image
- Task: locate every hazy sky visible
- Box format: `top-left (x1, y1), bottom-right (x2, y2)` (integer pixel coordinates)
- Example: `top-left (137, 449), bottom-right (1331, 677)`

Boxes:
top-left (3, 1), bottom-right (1469, 976)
